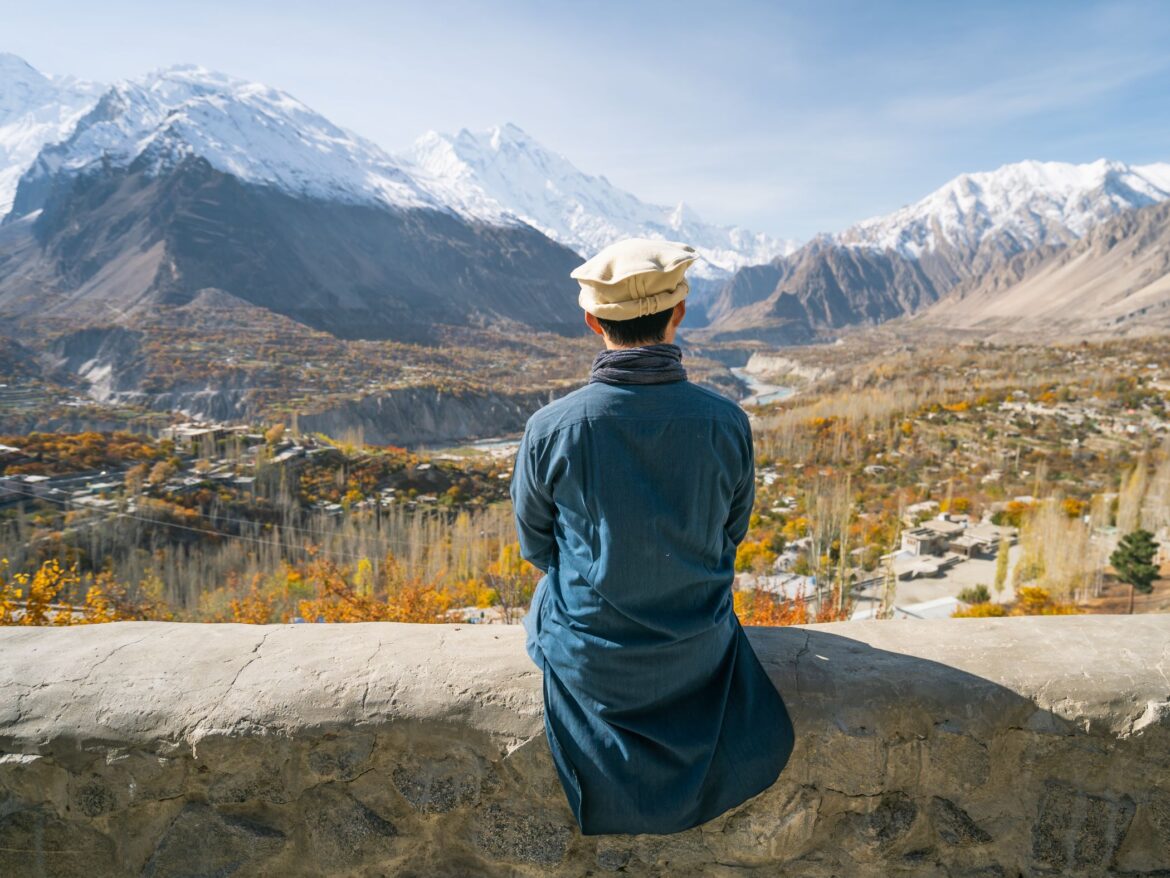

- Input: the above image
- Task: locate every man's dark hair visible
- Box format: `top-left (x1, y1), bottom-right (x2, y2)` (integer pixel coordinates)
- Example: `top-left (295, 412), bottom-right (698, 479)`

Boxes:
top-left (596, 308), bottom-right (675, 346)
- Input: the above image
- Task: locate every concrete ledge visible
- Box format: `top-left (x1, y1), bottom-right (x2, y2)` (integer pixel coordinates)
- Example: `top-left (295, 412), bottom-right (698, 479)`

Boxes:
top-left (1, 616), bottom-right (1168, 876)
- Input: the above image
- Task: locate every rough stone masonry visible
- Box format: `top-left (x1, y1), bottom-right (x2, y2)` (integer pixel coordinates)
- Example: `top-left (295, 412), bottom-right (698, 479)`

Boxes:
top-left (0, 615), bottom-right (1168, 877)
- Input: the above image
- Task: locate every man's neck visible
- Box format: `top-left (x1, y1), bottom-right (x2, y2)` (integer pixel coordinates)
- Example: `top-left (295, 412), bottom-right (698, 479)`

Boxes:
top-left (602, 341), bottom-right (644, 351)
top-left (600, 338), bottom-right (674, 351)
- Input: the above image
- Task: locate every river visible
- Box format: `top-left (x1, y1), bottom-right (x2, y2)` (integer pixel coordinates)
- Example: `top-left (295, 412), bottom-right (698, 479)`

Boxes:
top-left (730, 367), bottom-right (796, 407)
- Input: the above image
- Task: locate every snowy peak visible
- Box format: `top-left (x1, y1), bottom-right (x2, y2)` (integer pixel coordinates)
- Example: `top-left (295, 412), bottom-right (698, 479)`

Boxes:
top-left (4, 57), bottom-right (793, 272)
top-left (838, 158), bottom-right (1170, 258)
top-left (13, 64), bottom-right (448, 218)
top-left (0, 54), bottom-right (103, 217)
top-left (404, 124), bottom-right (796, 276)
top-left (669, 201), bottom-right (702, 230)
top-left (0, 53), bottom-right (53, 122)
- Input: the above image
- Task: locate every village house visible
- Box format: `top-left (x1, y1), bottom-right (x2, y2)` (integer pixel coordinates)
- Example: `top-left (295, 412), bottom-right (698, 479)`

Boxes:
top-left (0, 473), bottom-right (53, 500)
top-left (900, 513), bottom-right (1010, 561)
top-left (161, 422), bottom-right (252, 452)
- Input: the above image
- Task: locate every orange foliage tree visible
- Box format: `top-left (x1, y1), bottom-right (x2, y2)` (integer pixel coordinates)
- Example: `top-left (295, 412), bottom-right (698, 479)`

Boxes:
top-left (734, 584), bottom-right (851, 627)
top-left (289, 553), bottom-right (453, 624)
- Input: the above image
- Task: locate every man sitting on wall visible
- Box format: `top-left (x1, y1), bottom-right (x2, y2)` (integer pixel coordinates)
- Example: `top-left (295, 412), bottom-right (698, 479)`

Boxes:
top-left (511, 238), bottom-right (794, 835)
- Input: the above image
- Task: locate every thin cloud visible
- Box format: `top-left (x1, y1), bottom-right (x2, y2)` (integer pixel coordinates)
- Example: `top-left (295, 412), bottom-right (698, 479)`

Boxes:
top-left (885, 53), bottom-right (1170, 127)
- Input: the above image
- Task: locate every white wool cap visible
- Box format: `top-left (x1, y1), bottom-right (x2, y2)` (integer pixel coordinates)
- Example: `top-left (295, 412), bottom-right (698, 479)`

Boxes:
top-left (571, 238), bottom-right (699, 320)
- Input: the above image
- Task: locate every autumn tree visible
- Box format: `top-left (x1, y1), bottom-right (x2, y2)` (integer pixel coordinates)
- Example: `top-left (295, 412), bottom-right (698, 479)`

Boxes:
top-left (124, 462), bottom-right (150, 496)
top-left (953, 586), bottom-right (1077, 617)
top-left (484, 542), bottom-right (540, 624)
top-left (0, 559), bottom-right (157, 625)
top-left (0, 558), bottom-right (80, 625)
top-left (994, 536), bottom-right (1009, 596)
top-left (952, 602), bottom-right (1008, 618)
top-left (148, 459), bottom-right (177, 487)
top-left (734, 587), bottom-right (808, 626)
top-left (1013, 586), bottom-right (1079, 615)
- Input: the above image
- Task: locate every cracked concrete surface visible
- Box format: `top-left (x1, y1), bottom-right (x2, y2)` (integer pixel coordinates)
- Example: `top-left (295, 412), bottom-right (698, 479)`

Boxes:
top-left (1, 616), bottom-right (1168, 876)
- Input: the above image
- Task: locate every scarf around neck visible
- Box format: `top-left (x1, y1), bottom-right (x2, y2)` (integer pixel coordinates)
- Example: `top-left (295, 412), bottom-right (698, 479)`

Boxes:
top-left (589, 343), bottom-right (688, 386)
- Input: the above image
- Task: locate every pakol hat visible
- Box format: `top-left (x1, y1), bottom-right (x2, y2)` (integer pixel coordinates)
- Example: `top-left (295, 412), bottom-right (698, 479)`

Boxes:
top-left (572, 238), bottom-right (699, 320)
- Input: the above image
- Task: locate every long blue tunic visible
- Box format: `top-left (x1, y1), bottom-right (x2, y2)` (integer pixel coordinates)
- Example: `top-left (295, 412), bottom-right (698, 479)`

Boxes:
top-left (511, 377), bottom-right (794, 835)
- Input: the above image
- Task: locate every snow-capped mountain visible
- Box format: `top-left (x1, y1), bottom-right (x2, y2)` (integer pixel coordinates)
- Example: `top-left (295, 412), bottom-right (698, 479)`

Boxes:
top-left (705, 157), bottom-right (1170, 344)
top-left (14, 64), bottom-right (458, 219)
top-left (405, 124), bottom-right (796, 277)
top-left (837, 159), bottom-right (1170, 258)
top-left (3, 57), bottom-right (792, 278)
top-left (0, 53), bottom-right (103, 216)
top-left (1, 61), bottom-right (582, 342)
top-left (9, 53), bottom-right (1168, 349)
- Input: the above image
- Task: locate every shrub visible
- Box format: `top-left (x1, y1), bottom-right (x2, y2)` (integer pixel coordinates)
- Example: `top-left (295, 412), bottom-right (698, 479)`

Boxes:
top-left (958, 584), bottom-right (991, 604)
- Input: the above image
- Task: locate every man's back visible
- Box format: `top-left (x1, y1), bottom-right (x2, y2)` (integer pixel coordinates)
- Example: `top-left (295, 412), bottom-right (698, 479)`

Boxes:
top-left (512, 377), bottom-right (794, 835)
top-left (516, 379), bottom-right (752, 648)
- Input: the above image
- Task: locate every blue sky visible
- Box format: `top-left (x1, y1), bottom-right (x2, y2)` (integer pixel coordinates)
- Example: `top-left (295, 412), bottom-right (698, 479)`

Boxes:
top-left (6, 0), bottom-right (1170, 239)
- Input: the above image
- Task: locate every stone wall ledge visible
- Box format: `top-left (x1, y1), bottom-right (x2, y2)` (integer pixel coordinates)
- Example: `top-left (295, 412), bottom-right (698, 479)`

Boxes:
top-left (1, 616), bottom-right (1168, 877)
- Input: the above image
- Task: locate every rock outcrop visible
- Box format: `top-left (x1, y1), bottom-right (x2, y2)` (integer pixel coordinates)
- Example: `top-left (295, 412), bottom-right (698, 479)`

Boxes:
top-left (1, 616), bottom-right (1168, 876)
top-left (294, 386), bottom-right (563, 448)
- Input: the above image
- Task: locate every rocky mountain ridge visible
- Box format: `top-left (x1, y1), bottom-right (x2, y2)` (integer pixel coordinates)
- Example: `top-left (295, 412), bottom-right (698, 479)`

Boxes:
top-left (838, 158), bottom-right (1170, 258)
top-left (0, 57), bottom-right (588, 344)
top-left (704, 159), bottom-right (1170, 343)
top-left (914, 199), bottom-right (1170, 337)
top-left (0, 155), bottom-right (583, 341)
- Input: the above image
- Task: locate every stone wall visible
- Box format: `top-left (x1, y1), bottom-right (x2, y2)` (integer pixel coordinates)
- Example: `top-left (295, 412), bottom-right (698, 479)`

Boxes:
top-left (1, 616), bottom-right (1168, 877)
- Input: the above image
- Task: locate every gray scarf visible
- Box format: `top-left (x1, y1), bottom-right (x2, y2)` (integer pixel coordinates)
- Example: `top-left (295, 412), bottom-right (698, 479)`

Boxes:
top-left (589, 343), bottom-right (687, 386)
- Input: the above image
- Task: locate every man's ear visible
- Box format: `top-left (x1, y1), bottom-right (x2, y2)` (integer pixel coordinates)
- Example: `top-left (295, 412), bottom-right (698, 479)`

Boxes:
top-left (584, 311), bottom-right (606, 337)
top-left (671, 301), bottom-right (686, 326)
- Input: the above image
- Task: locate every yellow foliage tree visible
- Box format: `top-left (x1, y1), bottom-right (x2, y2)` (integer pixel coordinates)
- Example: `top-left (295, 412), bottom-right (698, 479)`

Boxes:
top-left (952, 602), bottom-right (1008, 618)
top-left (781, 516), bottom-right (810, 541)
top-left (264, 423), bottom-right (286, 445)
top-left (353, 558), bottom-right (375, 597)
top-left (0, 560), bottom-right (158, 625)
top-left (1013, 586), bottom-right (1080, 616)
top-left (734, 583), bottom-right (851, 627)
top-left (735, 540), bottom-right (777, 574)
top-left (484, 542), bottom-right (540, 624)
top-left (953, 586), bottom-right (1078, 618)
top-left (0, 558), bottom-right (79, 625)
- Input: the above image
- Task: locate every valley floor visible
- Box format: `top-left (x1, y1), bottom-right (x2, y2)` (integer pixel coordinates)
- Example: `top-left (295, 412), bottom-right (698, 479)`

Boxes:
top-left (4, 330), bottom-right (1170, 626)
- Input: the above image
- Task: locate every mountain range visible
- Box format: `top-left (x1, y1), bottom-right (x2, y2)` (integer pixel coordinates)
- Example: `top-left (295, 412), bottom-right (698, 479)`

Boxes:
top-left (0, 55), bottom-right (793, 338)
top-left (2, 52), bottom-right (1170, 357)
top-left (0, 61), bottom-right (589, 342)
top-left (703, 158), bottom-right (1170, 342)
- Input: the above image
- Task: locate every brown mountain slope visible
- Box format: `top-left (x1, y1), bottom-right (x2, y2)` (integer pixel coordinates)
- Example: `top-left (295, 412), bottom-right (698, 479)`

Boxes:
top-left (0, 157), bottom-right (585, 344)
top-left (917, 201), bottom-right (1170, 337)
top-left (698, 240), bottom-right (949, 344)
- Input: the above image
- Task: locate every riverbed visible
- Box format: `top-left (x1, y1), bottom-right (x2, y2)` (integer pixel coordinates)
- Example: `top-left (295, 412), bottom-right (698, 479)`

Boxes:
top-left (730, 367), bottom-right (796, 407)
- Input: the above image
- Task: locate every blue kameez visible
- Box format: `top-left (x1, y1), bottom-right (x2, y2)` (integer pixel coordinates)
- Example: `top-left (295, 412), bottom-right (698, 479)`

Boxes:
top-left (511, 376), bottom-right (794, 836)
